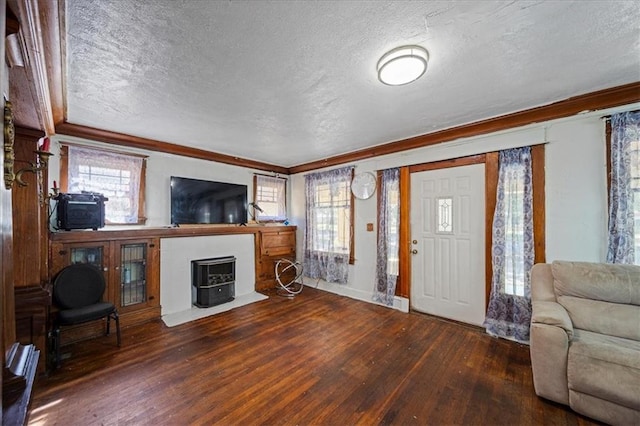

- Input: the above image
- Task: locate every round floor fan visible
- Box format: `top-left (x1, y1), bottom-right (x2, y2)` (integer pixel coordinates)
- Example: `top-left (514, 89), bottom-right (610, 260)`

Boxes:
top-left (275, 258), bottom-right (304, 297)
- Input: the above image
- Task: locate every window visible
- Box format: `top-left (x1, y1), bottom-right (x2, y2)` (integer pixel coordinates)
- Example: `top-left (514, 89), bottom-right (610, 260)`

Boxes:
top-left (436, 197), bottom-right (453, 234)
top-left (607, 111), bottom-right (640, 264)
top-left (303, 166), bottom-right (354, 284)
top-left (374, 168), bottom-right (400, 306)
top-left (61, 145), bottom-right (147, 225)
top-left (492, 147), bottom-right (533, 298)
top-left (484, 146), bottom-right (534, 343)
top-left (502, 162), bottom-right (528, 296)
top-left (312, 179), bottom-right (352, 254)
top-left (253, 175), bottom-right (287, 221)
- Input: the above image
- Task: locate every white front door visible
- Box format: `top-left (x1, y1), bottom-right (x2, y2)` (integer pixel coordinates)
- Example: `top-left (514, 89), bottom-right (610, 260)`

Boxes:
top-left (410, 164), bottom-right (486, 326)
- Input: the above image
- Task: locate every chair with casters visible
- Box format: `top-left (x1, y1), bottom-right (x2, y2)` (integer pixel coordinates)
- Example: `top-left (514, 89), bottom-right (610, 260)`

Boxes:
top-left (51, 263), bottom-right (121, 368)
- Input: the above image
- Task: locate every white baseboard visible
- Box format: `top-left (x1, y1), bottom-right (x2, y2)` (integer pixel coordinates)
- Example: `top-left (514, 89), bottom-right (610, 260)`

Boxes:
top-left (304, 280), bottom-right (409, 313)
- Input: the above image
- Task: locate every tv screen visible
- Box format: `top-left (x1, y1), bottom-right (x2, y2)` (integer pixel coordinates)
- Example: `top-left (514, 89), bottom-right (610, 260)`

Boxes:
top-left (170, 176), bottom-right (248, 225)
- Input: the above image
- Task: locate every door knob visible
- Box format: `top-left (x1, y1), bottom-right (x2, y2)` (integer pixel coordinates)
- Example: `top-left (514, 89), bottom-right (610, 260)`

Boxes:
top-left (411, 249), bottom-right (418, 254)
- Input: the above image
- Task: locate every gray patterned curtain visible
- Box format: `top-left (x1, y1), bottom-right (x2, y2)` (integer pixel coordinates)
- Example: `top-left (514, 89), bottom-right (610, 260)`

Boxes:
top-left (607, 111), bottom-right (640, 264)
top-left (484, 146), bottom-right (534, 343)
top-left (303, 166), bottom-right (353, 284)
top-left (373, 168), bottom-right (400, 306)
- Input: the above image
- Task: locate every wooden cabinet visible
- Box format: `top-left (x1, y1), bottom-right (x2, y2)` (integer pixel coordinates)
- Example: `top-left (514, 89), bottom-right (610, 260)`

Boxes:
top-left (254, 228), bottom-right (297, 292)
top-left (49, 237), bottom-right (160, 344)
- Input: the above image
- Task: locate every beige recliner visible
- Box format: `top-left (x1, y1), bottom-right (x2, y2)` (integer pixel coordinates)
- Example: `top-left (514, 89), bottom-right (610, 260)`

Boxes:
top-left (530, 260), bottom-right (640, 425)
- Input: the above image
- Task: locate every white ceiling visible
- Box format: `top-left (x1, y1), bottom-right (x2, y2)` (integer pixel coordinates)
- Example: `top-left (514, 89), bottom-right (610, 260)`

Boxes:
top-left (64, 0), bottom-right (640, 168)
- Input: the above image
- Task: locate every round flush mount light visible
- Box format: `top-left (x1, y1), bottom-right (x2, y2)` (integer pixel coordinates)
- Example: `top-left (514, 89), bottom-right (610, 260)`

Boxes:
top-left (377, 45), bottom-right (429, 86)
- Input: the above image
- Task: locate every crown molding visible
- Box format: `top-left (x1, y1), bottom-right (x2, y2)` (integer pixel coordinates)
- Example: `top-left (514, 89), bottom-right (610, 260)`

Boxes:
top-left (29, 1), bottom-right (640, 174)
top-left (8, 0), bottom-right (60, 135)
top-left (288, 81), bottom-right (640, 174)
top-left (55, 122), bottom-right (290, 174)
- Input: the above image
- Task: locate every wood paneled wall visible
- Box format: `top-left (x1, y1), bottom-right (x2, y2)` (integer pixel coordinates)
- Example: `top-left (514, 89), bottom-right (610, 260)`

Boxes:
top-left (1, 124), bottom-right (16, 357)
top-left (12, 127), bottom-right (47, 288)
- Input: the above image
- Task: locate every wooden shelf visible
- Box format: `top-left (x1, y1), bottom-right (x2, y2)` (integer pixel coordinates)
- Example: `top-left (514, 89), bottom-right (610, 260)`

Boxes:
top-left (50, 224), bottom-right (296, 243)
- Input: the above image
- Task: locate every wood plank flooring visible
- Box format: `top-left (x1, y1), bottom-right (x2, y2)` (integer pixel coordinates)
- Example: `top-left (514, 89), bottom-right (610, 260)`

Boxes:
top-left (28, 288), bottom-right (599, 425)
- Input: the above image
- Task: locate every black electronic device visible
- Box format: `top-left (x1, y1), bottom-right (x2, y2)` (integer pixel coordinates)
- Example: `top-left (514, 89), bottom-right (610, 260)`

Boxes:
top-left (170, 176), bottom-right (248, 225)
top-left (56, 192), bottom-right (108, 231)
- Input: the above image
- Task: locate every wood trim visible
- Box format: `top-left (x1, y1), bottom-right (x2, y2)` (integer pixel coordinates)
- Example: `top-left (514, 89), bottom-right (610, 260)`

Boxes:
top-left (531, 145), bottom-right (546, 264)
top-left (289, 82), bottom-right (640, 174)
top-left (252, 174), bottom-right (258, 207)
top-left (49, 225), bottom-right (296, 243)
top-left (409, 154), bottom-right (486, 173)
top-left (397, 166), bottom-right (410, 298)
top-left (55, 122), bottom-right (290, 175)
top-left (9, 0), bottom-right (56, 135)
top-left (59, 144), bottom-right (68, 192)
top-left (59, 141), bottom-right (149, 158)
top-left (484, 152), bottom-right (499, 309)
top-left (38, 0), bottom-right (64, 126)
top-left (138, 159), bottom-right (147, 224)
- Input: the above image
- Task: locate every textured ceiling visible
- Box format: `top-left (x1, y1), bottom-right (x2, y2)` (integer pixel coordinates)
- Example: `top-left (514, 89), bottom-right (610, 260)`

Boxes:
top-left (65, 0), bottom-right (640, 168)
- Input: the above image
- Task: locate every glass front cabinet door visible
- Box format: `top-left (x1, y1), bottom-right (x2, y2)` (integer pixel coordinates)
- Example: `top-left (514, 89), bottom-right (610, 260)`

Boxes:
top-left (51, 238), bottom-right (160, 320)
top-left (114, 239), bottom-right (160, 313)
top-left (51, 241), bottom-right (111, 288)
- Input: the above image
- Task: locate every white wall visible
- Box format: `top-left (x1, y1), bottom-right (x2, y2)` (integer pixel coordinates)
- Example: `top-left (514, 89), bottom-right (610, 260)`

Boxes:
top-left (545, 116), bottom-right (608, 261)
top-left (47, 136), bottom-right (280, 315)
top-left (47, 135), bottom-right (291, 227)
top-left (160, 234), bottom-right (255, 315)
top-left (290, 103), bottom-right (639, 309)
top-left (49, 102), bottom-right (638, 313)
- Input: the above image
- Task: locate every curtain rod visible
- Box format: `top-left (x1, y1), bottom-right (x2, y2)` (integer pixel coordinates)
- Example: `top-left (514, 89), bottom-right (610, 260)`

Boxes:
top-left (601, 108), bottom-right (640, 120)
top-left (60, 141), bottom-right (149, 159)
top-left (253, 172), bottom-right (288, 180)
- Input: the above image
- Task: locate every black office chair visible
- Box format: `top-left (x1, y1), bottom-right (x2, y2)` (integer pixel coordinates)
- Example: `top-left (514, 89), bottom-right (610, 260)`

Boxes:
top-left (51, 264), bottom-right (121, 368)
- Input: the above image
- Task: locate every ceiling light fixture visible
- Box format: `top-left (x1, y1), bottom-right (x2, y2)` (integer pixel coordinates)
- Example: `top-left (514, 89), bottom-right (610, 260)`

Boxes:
top-left (377, 45), bottom-right (429, 86)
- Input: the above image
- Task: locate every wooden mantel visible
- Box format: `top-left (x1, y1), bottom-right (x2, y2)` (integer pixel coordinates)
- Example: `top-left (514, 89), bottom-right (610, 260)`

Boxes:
top-left (49, 224), bottom-right (295, 243)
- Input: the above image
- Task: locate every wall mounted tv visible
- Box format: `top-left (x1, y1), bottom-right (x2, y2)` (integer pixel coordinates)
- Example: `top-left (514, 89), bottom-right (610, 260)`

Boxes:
top-left (170, 176), bottom-right (248, 225)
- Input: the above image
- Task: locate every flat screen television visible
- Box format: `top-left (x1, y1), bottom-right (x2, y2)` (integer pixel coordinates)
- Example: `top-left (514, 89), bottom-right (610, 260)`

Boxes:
top-left (170, 176), bottom-right (248, 225)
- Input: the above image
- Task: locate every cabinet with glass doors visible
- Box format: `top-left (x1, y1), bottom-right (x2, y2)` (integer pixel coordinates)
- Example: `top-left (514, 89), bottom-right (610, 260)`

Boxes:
top-left (49, 237), bottom-right (160, 343)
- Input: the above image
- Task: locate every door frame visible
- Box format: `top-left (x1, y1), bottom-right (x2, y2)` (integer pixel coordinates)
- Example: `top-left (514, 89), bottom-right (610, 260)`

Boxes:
top-left (395, 146), bottom-right (546, 310)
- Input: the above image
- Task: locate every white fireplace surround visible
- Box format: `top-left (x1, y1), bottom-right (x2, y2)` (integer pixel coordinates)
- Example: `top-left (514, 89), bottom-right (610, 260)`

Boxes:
top-left (160, 234), bottom-right (256, 316)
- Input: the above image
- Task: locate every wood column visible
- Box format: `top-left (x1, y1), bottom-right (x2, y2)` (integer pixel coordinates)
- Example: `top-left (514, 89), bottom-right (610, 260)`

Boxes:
top-left (11, 127), bottom-right (47, 288)
top-left (11, 127), bottom-right (50, 373)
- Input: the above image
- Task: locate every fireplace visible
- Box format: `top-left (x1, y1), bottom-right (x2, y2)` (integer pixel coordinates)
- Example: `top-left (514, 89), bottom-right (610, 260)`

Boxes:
top-left (191, 256), bottom-right (236, 308)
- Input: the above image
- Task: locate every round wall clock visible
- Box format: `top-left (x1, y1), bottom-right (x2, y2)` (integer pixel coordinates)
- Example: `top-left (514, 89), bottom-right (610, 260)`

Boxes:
top-left (351, 172), bottom-right (377, 200)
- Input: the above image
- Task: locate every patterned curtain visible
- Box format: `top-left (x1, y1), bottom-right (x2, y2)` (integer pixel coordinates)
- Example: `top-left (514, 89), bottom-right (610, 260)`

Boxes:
top-left (303, 166), bottom-right (353, 284)
top-left (373, 168), bottom-right (400, 306)
top-left (484, 146), bottom-right (534, 343)
top-left (607, 111), bottom-right (640, 264)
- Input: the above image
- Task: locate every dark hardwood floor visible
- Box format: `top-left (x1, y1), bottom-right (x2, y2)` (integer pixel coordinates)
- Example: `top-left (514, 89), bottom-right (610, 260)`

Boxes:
top-left (29, 288), bottom-right (598, 425)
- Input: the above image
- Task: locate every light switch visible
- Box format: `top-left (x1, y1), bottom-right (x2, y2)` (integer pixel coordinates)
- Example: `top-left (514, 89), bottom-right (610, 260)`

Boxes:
top-left (366, 223), bottom-right (374, 232)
